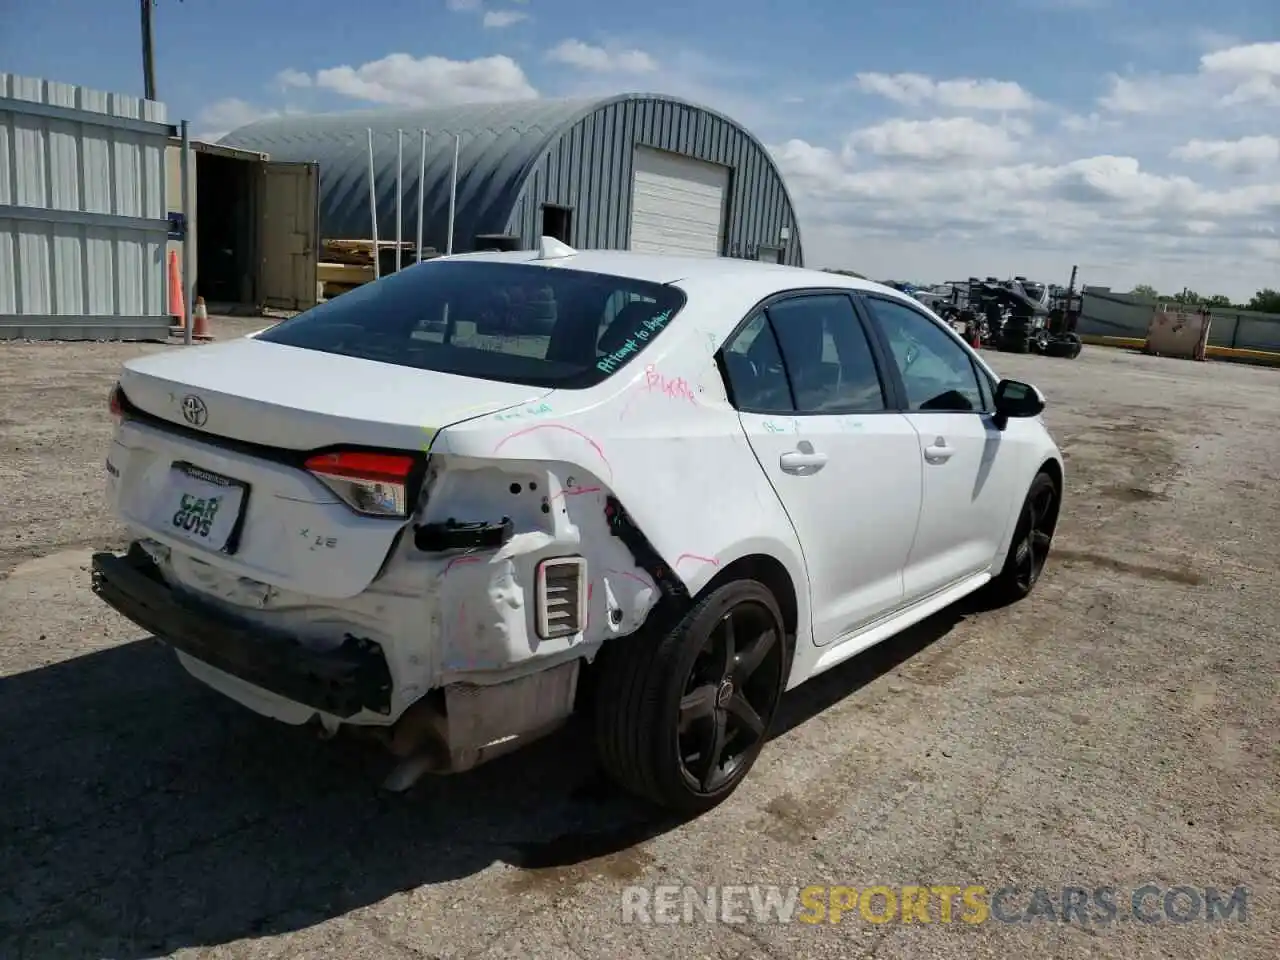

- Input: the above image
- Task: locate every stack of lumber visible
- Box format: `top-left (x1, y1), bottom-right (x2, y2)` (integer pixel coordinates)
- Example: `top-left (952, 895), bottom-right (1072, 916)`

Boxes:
top-left (318, 239), bottom-right (441, 298)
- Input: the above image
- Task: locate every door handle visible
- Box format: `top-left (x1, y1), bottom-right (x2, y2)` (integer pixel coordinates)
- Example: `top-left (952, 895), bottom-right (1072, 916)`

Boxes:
top-left (924, 437), bottom-right (954, 463)
top-left (780, 450), bottom-right (828, 473)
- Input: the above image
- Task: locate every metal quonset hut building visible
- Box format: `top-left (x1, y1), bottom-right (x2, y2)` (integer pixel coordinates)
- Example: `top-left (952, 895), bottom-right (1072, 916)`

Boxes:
top-left (220, 93), bottom-right (804, 267)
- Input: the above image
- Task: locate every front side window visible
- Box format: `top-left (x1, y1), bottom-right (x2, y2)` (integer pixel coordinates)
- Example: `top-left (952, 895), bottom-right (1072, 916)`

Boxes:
top-left (864, 296), bottom-right (985, 412)
top-left (255, 260), bottom-right (685, 389)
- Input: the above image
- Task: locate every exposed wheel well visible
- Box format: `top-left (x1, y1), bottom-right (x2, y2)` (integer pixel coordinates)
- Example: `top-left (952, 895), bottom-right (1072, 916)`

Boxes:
top-left (695, 553), bottom-right (799, 643)
top-left (577, 553), bottom-right (800, 715)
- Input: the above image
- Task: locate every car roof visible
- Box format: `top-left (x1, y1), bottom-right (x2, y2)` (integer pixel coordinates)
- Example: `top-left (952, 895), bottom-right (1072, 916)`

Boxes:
top-left (436, 248), bottom-right (902, 299)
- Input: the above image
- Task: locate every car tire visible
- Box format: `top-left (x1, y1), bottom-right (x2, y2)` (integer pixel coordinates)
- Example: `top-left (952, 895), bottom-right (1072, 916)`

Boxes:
top-left (1044, 339), bottom-right (1075, 358)
top-left (593, 579), bottom-right (790, 814)
top-left (981, 471), bottom-right (1059, 606)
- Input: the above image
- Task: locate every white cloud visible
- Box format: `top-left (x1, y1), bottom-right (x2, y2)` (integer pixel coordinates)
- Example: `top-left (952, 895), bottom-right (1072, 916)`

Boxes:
top-left (1099, 41), bottom-right (1280, 114)
top-left (770, 139), bottom-right (846, 182)
top-left (845, 117), bottom-right (1024, 163)
top-left (546, 39), bottom-right (658, 74)
top-left (1059, 111), bottom-right (1121, 134)
top-left (769, 131), bottom-right (1280, 299)
top-left (776, 146), bottom-right (1280, 224)
top-left (296, 53), bottom-right (537, 106)
top-left (1220, 74), bottom-right (1280, 108)
top-left (483, 9), bottom-right (528, 28)
top-left (854, 72), bottom-right (1037, 111)
top-left (1200, 41), bottom-right (1280, 77)
top-left (194, 98), bottom-right (280, 141)
top-left (546, 43), bottom-right (796, 136)
top-left (1097, 75), bottom-right (1200, 114)
top-left (445, 0), bottom-right (481, 9)
top-left (1171, 136), bottom-right (1280, 173)
top-left (275, 68), bottom-right (312, 89)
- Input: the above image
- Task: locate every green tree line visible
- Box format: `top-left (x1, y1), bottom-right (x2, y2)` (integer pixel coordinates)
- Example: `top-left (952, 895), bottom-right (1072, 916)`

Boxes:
top-left (1128, 285), bottom-right (1280, 314)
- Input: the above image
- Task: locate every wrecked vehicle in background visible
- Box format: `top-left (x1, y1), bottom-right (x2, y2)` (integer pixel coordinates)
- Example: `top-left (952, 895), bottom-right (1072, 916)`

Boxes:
top-left (92, 239), bottom-right (1065, 813)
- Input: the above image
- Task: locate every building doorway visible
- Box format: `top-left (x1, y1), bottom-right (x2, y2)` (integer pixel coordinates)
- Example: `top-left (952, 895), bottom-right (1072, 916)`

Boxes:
top-left (195, 150), bottom-right (258, 305)
top-left (541, 204), bottom-right (573, 244)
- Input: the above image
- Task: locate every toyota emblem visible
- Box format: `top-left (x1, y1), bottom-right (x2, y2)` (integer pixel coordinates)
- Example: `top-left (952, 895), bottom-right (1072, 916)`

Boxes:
top-left (716, 678), bottom-right (734, 708)
top-left (181, 394), bottom-right (208, 427)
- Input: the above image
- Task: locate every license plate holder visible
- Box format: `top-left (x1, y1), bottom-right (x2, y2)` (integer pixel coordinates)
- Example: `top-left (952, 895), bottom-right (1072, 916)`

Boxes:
top-left (155, 461), bottom-right (251, 554)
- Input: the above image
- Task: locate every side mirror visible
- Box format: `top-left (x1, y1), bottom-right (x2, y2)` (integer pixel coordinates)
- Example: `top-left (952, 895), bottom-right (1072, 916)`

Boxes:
top-left (993, 379), bottom-right (1045, 429)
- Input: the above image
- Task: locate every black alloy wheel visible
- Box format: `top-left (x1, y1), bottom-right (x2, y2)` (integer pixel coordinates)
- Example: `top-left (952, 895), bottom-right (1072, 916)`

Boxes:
top-left (1013, 477), bottom-right (1056, 593)
top-left (676, 601), bottom-right (784, 795)
top-left (982, 471), bottom-right (1059, 605)
top-left (594, 579), bottom-right (790, 813)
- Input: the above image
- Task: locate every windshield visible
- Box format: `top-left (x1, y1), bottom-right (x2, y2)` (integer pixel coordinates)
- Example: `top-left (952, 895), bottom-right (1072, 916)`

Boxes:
top-left (255, 260), bottom-right (686, 389)
top-left (1021, 282), bottom-right (1045, 301)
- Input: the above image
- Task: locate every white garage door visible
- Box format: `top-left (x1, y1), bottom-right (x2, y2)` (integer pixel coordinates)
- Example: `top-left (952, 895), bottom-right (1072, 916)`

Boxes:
top-left (629, 146), bottom-right (730, 257)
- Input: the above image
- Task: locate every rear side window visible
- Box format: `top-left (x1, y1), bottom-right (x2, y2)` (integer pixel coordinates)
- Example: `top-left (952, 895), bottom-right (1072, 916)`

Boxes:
top-left (722, 314), bottom-right (792, 413)
top-left (766, 295), bottom-right (887, 413)
top-left (256, 260), bottom-right (686, 389)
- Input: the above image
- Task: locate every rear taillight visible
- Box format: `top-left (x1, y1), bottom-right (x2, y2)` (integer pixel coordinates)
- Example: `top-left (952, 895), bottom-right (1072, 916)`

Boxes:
top-left (304, 450), bottom-right (416, 518)
top-left (108, 383), bottom-right (124, 421)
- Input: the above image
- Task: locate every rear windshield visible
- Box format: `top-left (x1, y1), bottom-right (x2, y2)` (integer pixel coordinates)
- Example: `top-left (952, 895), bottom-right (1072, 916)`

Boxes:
top-left (256, 259), bottom-right (687, 389)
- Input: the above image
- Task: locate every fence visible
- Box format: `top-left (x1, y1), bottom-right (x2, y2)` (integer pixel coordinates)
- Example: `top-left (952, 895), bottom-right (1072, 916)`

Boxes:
top-left (0, 73), bottom-right (175, 340)
top-left (1079, 288), bottom-right (1280, 353)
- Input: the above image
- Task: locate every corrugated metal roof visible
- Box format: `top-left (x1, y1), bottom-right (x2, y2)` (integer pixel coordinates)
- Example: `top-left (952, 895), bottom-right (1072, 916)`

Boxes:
top-left (219, 98), bottom-right (604, 247)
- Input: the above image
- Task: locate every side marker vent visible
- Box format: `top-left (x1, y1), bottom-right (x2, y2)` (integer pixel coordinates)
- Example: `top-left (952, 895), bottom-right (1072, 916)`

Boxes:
top-left (535, 556), bottom-right (587, 640)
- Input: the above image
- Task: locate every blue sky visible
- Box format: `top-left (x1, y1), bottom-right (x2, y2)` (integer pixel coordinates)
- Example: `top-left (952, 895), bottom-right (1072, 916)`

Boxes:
top-left (4, 0), bottom-right (1277, 299)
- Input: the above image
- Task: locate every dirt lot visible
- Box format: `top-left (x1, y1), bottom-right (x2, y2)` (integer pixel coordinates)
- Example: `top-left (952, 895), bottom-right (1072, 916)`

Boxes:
top-left (1, 323), bottom-right (1277, 959)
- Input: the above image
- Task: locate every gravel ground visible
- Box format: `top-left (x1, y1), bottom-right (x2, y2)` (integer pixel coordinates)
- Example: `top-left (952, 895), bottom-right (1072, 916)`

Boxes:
top-left (1, 323), bottom-right (1276, 959)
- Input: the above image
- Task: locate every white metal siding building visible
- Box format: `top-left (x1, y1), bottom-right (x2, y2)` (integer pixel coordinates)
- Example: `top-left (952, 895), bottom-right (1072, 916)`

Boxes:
top-left (0, 73), bottom-right (176, 340)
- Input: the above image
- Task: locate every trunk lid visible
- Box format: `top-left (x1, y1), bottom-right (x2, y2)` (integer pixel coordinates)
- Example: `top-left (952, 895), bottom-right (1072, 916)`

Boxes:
top-left (119, 338), bottom-right (549, 451)
top-left (110, 338), bottom-right (551, 599)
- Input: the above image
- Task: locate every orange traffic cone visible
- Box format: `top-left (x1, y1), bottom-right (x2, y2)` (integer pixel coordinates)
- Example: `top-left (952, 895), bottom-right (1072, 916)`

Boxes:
top-left (167, 249), bottom-right (185, 330)
top-left (192, 296), bottom-right (213, 341)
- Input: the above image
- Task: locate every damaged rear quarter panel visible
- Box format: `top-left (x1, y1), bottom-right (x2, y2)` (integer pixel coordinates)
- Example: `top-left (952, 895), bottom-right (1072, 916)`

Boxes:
top-left (428, 313), bottom-right (811, 677)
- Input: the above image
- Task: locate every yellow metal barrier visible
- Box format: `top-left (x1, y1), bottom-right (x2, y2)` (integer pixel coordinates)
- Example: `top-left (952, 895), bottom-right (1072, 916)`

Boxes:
top-left (1077, 334), bottom-right (1280, 367)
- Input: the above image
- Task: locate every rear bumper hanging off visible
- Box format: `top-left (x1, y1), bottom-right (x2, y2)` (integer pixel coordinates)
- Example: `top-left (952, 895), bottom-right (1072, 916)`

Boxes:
top-left (90, 548), bottom-right (393, 719)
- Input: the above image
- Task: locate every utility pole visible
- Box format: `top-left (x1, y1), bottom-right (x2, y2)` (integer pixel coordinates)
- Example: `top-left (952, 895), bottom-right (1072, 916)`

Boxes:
top-left (140, 0), bottom-right (156, 100)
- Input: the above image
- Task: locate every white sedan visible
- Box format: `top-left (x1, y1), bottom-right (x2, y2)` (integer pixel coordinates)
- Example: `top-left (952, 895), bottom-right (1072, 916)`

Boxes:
top-left (93, 239), bottom-right (1063, 812)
